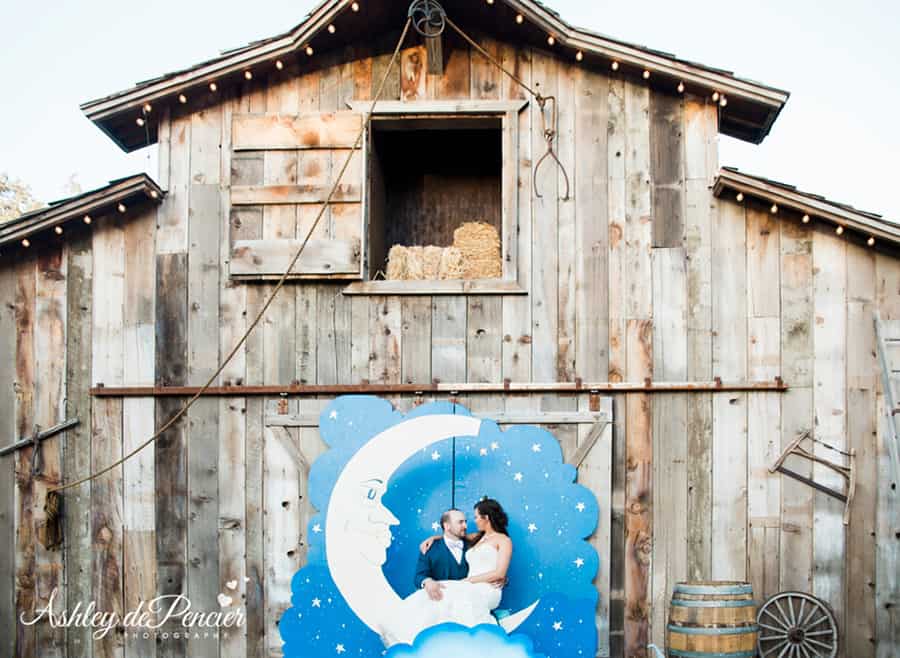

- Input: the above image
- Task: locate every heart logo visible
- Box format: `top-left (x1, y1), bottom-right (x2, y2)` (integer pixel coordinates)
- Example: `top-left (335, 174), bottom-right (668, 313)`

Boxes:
top-left (217, 593), bottom-right (233, 608)
top-left (226, 580), bottom-right (238, 591)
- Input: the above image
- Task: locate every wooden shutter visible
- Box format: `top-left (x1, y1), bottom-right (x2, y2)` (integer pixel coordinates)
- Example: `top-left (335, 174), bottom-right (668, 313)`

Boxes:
top-left (229, 111), bottom-right (363, 279)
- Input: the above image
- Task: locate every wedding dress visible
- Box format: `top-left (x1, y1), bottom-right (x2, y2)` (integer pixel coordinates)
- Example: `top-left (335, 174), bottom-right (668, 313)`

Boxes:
top-left (382, 542), bottom-right (503, 647)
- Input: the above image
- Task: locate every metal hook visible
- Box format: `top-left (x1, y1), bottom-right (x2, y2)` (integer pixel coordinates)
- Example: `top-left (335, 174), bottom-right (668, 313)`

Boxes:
top-left (533, 95), bottom-right (571, 201)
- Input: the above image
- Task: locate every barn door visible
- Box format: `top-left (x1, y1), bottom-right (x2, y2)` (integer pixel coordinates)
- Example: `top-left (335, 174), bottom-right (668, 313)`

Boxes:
top-left (229, 111), bottom-right (364, 279)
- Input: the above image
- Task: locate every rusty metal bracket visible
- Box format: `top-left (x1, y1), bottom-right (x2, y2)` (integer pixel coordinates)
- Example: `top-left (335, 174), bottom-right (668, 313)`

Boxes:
top-left (0, 419), bottom-right (80, 458)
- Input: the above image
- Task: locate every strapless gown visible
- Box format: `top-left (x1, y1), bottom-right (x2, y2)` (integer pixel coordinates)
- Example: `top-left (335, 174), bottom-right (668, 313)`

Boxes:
top-left (382, 542), bottom-right (503, 647)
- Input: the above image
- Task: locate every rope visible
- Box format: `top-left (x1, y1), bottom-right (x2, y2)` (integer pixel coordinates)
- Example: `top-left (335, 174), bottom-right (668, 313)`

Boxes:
top-left (445, 16), bottom-right (570, 200)
top-left (51, 17), bottom-right (414, 493)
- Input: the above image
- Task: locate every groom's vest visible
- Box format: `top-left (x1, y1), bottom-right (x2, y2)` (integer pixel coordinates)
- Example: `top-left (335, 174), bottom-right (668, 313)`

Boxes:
top-left (413, 538), bottom-right (469, 590)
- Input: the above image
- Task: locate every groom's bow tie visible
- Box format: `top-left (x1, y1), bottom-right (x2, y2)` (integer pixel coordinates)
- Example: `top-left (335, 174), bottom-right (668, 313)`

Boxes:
top-left (446, 538), bottom-right (464, 550)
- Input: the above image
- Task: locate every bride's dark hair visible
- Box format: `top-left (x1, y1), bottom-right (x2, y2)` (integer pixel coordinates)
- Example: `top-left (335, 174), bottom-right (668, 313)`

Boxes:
top-left (474, 498), bottom-right (509, 536)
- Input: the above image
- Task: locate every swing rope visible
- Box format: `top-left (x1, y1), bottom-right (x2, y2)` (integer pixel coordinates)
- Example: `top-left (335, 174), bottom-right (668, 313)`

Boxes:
top-left (50, 17), bottom-right (414, 494)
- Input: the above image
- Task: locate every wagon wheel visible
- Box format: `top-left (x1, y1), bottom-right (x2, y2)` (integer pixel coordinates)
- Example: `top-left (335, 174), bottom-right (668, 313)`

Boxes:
top-left (757, 591), bottom-right (838, 657)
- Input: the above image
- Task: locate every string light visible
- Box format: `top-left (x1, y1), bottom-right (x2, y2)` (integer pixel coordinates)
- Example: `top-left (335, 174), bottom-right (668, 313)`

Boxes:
top-left (486, 0), bottom-right (494, 4)
top-left (118, 203), bottom-right (127, 214)
top-left (770, 203), bottom-right (778, 214)
top-left (275, 60), bottom-right (284, 70)
top-left (868, 236), bottom-right (876, 247)
top-left (516, 14), bottom-right (524, 24)
top-left (150, 190), bottom-right (159, 199)
top-left (136, 117), bottom-right (145, 127)
top-left (677, 81), bottom-right (685, 93)
top-left (351, 1), bottom-right (360, 11)
top-left (178, 94), bottom-right (188, 104)
top-left (143, 103), bottom-right (152, 114)
top-left (328, 24), bottom-right (336, 34)
top-left (836, 225), bottom-right (844, 235)
top-left (83, 215), bottom-right (92, 225)
top-left (575, 51), bottom-right (583, 62)
top-left (736, 192), bottom-right (744, 202)
top-left (642, 70), bottom-right (650, 80)
top-left (719, 95), bottom-right (728, 107)
top-left (306, 45), bottom-right (315, 56)
top-left (244, 70), bottom-right (253, 80)
top-left (611, 61), bottom-right (620, 71)
top-left (547, 35), bottom-right (555, 46)
top-left (209, 82), bottom-right (218, 92)
top-left (22, 239), bottom-right (30, 248)
top-left (712, 91), bottom-right (720, 102)
top-left (802, 214), bottom-right (811, 224)
top-left (54, 226), bottom-right (63, 235)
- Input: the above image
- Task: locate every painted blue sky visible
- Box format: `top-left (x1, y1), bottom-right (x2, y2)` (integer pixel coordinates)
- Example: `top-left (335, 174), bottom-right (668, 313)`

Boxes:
top-left (2, 0), bottom-right (898, 223)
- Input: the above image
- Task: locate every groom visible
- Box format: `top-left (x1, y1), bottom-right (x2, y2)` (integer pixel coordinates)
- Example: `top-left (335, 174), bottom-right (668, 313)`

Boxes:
top-left (414, 509), bottom-right (470, 601)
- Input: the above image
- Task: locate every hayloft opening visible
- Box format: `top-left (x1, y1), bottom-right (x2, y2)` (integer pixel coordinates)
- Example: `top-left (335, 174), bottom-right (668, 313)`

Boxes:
top-left (367, 117), bottom-right (503, 280)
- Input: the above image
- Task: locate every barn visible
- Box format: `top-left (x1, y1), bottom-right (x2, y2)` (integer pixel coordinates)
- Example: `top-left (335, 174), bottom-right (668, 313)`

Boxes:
top-left (1, 0), bottom-right (898, 656)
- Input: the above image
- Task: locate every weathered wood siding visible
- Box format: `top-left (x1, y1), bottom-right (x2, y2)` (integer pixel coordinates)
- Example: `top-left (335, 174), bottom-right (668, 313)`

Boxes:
top-left (0, 33), bottom-right (897, 658)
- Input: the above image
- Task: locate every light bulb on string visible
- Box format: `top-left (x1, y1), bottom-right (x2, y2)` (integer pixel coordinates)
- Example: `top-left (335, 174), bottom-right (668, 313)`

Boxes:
top-left (22, 239), bottom-right (30, 248)
top-left (547, 35), bottom-right (555, 46)
top-left (516, 14), bottom-right (524, 24)
top-left (136, 117), bottom-right (145, 127)
top-left (576, 51), bottom-right (583, 62)
top-left (209, 82), bottom-right (218, 92)
top-left (770, 203), bottom-right (778, 214)
top-left (276, 60), bottom-right (284, 70)
top-left (143, 103), bottom-right (152, 114)
top-left (677, 81), bottom-right (685, 93)
top-left (642, 70), bottom-right (650, 79)
top-left (611, 61), bottom-right (619, 71)
top-left (244, 70), bottom-right (253, 80)
top-left (328, 24), bottom-right (336, 34)
top-left (118, 203), bottom-right (127, 214)
top-left (802, 214), bottom-right (811, 224)
top-left (836, 225), bottom-right (844, 235)
top-left (736, 192), bottom-right (744, 203)
top-left (712, 91), bottom-right (720, 102)
top-left (178, 94), bottom-right (188, 104)
top-left (55, 226), bottom-right (63, 235)
top-left (719, 96), bottom-right (728, 107)
top-left (351, 1), bottom-right (359, 11)
top-left (83, 215), bottom-right (92, 225)
top-left (868, 236), bottom-right (876, 247)
top-left (306, 45), bottom-right (315, 56)
top-left (150, 190), bottom-right (159, 200)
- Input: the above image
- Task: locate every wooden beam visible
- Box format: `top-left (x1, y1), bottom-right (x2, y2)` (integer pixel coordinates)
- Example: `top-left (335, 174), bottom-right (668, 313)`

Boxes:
top-left (426, 35), bottom-right (444, 75)
top-left (89, 380), bottom-right (790, 397)
top-left (230, 238), bottom-right (360, 276)
top-left (266, 410), bottom-right (613, 427)
top-left (231, 184), bottom-right (361, 205)
top-left (232, 112), bottom-right (362, 151)
top-left (345, 99), bottom-right (528, 114)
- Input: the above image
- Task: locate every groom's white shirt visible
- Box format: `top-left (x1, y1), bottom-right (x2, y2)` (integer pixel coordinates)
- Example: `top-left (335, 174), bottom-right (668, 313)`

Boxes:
top-left (443, 535), bottom-right (464, 564)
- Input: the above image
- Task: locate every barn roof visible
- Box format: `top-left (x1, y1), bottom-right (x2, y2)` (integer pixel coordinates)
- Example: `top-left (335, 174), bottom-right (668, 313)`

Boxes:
top-left (80, 0), bottom-right (789, 152)
top-left (0, 174), bottom-right (164, 252)
top-left (714, 167), bottom-right (900, 250)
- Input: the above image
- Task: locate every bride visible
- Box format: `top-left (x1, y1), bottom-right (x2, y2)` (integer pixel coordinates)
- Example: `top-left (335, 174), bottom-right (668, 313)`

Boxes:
top-left (381, 498), bottom-right (513, 647)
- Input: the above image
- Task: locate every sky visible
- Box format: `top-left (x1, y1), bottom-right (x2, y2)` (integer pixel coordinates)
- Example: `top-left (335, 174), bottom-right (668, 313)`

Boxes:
top-left (2, 0), bottom-right (899, 222)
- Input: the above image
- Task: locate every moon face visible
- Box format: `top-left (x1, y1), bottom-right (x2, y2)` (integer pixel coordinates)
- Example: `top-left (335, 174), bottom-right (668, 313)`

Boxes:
top-left (324, 413), bottom-right (540, 643)
top-left (326, 414), bottom-right (483, 634)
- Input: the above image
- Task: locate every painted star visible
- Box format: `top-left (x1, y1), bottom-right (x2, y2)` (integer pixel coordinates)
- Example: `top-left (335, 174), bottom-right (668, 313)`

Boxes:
top-left (431, 522), bottom-right (441, 532)
top-left (553, 621), bottom-right (563, 631)
top-left (480, 448), bottom-right (488, 456)
top-left (329, 410), bottom-right (338, 420)
top-left (574, 557), bottom-right (585, 568)
top-left (431, 451), bottom-right (441, 461)
top-left (312, 524), bottom-right (322, 533)
top-left (336, 644), bottom-right (345, 654)
top-left (513, 472), bottom-right (523, 482)
top-left (576, 502), bottom-right (586, 512)
top-left (527, 523), bottom-right (538, 533)
top-left (490, 442), bottom-right (500, 451)
top-left (312, 598), bottom-right (321, 607)
top-left (532, 443), bottom-right (542, 453)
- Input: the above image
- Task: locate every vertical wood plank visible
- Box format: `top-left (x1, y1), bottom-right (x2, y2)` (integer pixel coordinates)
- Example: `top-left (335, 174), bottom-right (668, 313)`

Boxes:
top-left (0, 262), bottom-right (15, 658)
top-left (155, 252), bottom-right (188, 658)
top-left (574, 66), bottom-right (609, 382)
top-left (846, 241), bottom-right (877, 657)
top-left (779, 218), bottom-right (815, 592)
top-left (875, 252), bottom-right (900, 657)
top-left (402, 297), bottom-right (432, 385)
top-left (650, 247), bottom-right (688, 648)
top-left (432, 297), bottom-right (466, 384)
top-left (64, 232), bottom-right (93, 658)
top-left (14, 256), bottom-right (36, 658)
top-left (33, 245), bottom-right (67, 658)
top-left (649, 93), bottom-right (685, 248)
top-left (500, 44), bottom-right (532, 399)
top-left (187, 183), bottom-right (221, 658)
top-left (556, 53), bottom-right (576, 385)
top-left (711, 201), bottom-right (748, 581)
top-left (812, 229), bottom-right (847, 645)
top-left (123, 204), bottom-right (156, 658)
top-left (683, 96), bottom-right (715, 582)
top-left (92, 216), bottom-right (126, 658)
top-left (531, 49), bottom-right (559, 386)
top-left (158, 115), bottom-right (191, 254)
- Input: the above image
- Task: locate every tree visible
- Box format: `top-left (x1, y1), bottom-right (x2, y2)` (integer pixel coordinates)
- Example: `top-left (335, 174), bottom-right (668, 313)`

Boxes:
top-left (0, 173), bottom-right (43, 223)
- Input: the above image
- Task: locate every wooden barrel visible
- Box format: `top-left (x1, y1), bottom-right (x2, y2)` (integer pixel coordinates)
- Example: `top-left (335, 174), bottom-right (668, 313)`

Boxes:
top-left (667, 581), bottom-right (758, 658)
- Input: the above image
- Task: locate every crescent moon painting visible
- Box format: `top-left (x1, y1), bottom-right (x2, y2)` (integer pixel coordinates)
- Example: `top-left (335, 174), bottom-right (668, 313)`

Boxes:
top-left (279, 396), bottom-right (600, 657)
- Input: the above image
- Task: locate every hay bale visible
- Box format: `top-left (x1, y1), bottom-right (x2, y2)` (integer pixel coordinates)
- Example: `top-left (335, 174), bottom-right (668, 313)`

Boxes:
top-left (422, 246), bottom-right (444, 279)
top-left (405, 246), bottom-right (425, 280)
top-left (386, 245), bottom-right (408, 280)
top-left (438, 247), bottom-right (464, 280)
top-left (453, 222), bottom-right (502, 279)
